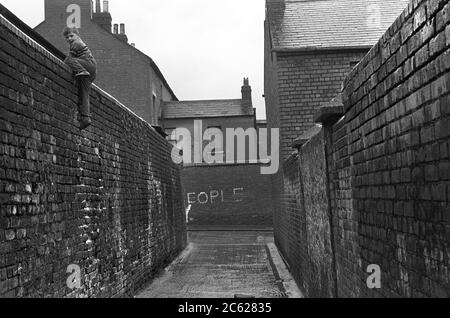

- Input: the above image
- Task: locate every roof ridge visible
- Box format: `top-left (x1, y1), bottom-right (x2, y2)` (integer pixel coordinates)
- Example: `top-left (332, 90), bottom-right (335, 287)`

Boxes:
top-left (266, 0), bottom-right (409, 50)
top-left (88, 18), bottom-right (178, 101)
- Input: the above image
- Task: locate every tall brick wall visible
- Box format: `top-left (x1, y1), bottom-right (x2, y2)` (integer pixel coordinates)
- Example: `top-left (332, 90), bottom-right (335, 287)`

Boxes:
top-left (277, 154), bottom-right (306, 290)
top-left (275, 0), bottom-right (450, 298)
top-left (277, 130), bottom-right (336, 298)
top-left (0, 12), bottom-right (187, 298)
top-left (333, 0), bottom-right (450, 298)
top-left (182, 164), bottom-right (273, 229)
top-left (298, 129), bottom-right (336, 298)
top-left (265, 49), bottom-right (369, 278)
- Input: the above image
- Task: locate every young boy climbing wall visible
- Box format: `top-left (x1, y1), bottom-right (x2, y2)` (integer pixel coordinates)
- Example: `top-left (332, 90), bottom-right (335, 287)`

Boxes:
top-left (62, 27), bottom-right (97, 129)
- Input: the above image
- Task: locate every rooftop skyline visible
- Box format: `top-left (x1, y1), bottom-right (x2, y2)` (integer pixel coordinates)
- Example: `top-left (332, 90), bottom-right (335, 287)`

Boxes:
top-left (1, 0), bottom-right (267, 119)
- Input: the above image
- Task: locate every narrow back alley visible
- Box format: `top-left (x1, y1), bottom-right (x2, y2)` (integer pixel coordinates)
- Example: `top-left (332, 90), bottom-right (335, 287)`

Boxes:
top-left (1, 0), bottom-right (449, 300)
top-left (136, 231), bottom-right (302, 299)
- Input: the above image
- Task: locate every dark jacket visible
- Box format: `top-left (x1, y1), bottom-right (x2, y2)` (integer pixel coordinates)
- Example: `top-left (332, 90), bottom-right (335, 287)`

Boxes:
top-left (70, 39), bottom-right (96, 64)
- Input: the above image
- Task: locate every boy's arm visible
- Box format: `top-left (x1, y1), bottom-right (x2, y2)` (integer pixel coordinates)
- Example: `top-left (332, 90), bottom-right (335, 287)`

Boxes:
top-left (69, 40), bottom-right (87, 57)
top-left (71, 40), bottom-right (86, 51)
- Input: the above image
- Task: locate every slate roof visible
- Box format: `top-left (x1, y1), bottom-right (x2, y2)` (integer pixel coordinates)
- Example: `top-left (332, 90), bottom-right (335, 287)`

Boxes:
top-left (266, 0), bottom-right (410, 51)
top-left (163, 100), bottom-right (254, 119)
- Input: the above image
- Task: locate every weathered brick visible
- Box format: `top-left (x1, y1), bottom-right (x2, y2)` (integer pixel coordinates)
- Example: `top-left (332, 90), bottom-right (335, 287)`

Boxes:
top-left (420, 20), bottom-right (435, 43)
top-left (421, 126), bottom-right (435, 144)
top-left (5, 230), bottom-right (15, 241)
top-left (431, 184), bottom-right (447, 201)
top-left (425, 101), bottom-right (441, 122)
top-left (425, 165), bottom-right (439, 181)
top-left (439, 162), bottom-right (450, 180)
top-left (435, 117), bottom-right (450, 139)
top-left (436, 2), bottom-right (450, 32)
top-left (415, 45), bottom-right (429, 68)
top-left (413, 5), bottom-right (428, 31)
top-left (430, 31), bottom-right (447, 57)
top-left (401, 168), bottom-right (412, 182)
top-left (446, 24), bottom-right (450, 46)
top-left (428, 0), bottom-right (447, 18)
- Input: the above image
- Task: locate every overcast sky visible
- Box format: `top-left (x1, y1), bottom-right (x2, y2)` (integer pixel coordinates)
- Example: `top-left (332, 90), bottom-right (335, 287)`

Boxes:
top-left (1, 0), bottom-right (267, 119)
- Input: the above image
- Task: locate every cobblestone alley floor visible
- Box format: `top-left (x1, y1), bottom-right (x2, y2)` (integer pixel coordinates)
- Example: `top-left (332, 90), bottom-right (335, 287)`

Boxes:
top-left (136, 231), bottom-right (302, 298)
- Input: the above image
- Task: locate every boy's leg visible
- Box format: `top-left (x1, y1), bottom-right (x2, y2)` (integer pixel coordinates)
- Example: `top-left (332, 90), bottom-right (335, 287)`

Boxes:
top-left (65, 57), bottom-right (96, 129)
top-left (64, 57), bottom-right (89, 76)
top-left (77, 59), bottom-right (97, 82)
top-left (78, 76), bottom-right (92, 129)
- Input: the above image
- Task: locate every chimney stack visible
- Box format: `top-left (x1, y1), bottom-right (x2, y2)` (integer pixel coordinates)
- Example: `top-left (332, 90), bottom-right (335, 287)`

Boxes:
top-left (92, 0), bottom-right (112, 33)
top-left (91, 0), bottom-right (128, 43)
top-left (241, 78), bottom-right (253, 115)
top-left (103, 0), bottom-right (109, 12)
top-left (95, 0), bottom-right (102, 13)
top-left (95, 0), bottom-right (101, 13)
top-left (114, 23), bottom-right (128, 43)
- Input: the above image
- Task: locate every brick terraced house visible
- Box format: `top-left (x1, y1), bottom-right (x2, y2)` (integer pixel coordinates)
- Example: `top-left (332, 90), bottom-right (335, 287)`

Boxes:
top-left (264, 0), bottom-right (410, 161)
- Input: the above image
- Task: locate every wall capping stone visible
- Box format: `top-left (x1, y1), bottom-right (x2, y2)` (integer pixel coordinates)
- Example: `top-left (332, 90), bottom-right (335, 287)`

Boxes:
top-left (292, 125), bottom-right (322, 149)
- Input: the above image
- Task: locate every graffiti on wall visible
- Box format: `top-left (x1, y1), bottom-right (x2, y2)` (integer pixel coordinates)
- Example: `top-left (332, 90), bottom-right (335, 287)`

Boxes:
top-left (187, 188), bottom-right (245, 205)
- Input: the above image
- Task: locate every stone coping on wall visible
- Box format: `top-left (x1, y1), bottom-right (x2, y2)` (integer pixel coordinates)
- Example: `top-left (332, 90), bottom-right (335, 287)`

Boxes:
top-left (314, 105), bottom-right (344, 126)
top-left (314, 94), bottom-right (345, 126)
top-left (291, 125), bottom-right (322, 149)
top-left (292, 94), bottom-right (344, 150)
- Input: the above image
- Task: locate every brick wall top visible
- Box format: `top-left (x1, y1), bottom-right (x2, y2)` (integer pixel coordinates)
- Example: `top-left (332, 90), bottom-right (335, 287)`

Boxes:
top-left (342, 0), bottom-right (448, 115)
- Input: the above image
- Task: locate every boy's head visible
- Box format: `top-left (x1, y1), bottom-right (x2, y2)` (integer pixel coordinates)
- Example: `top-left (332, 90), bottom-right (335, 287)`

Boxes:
top-left (62, 27), bottom-right (80, 44)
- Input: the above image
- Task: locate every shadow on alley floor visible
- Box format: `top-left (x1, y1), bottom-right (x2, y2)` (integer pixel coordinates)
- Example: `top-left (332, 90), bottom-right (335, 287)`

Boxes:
top-left (136, 231), bottom-right (302, 299)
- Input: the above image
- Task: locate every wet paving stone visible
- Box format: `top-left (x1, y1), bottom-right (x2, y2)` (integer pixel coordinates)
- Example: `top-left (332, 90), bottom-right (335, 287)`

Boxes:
top-left (136, 231), bottom-right (287, 298)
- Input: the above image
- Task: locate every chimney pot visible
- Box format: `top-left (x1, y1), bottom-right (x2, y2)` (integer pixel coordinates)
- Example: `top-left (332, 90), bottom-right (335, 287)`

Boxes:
top-left (103, 0), bottom-right (109, 13)
top-left (113, 24), bottom-right (119, 34)
top-left (120, 23), bottom-right (125, 35)
top-left (241, 77), bottom-right (253, 114)
top-left (131, 43), bottom-right (136, 47)
top-left (95, 0), bottom-right (101, 13)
